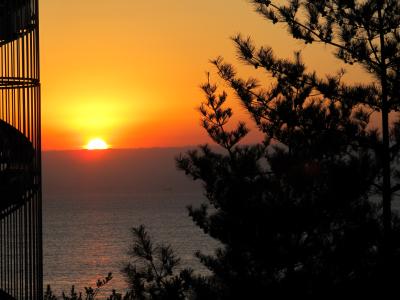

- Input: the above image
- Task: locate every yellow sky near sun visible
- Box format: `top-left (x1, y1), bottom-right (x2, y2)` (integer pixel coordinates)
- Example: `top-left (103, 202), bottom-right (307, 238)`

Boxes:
top-left (40, 0), bottom-right (373, 150)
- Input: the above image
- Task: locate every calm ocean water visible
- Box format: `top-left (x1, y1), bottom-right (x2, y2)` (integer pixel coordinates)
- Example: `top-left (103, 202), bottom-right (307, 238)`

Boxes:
top-left (42, 149), bottom-right (399, 298)
top-left (43, 192), bottom-right (218, 297)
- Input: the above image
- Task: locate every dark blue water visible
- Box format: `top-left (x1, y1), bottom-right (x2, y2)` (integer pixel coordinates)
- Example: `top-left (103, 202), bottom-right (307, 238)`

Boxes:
top-left (41, 149), bottom-right (400, 298)
top-left (43, 192), bottom-right (217, 298)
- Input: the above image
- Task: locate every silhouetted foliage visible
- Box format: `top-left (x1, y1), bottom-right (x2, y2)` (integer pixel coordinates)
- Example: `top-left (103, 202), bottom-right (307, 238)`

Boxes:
top-left (44, 273), bottom-right (118, 300)
top-left (43, 285), bottom-right (57, 300)
top-left (121, 225), bottom-right (213, 300)
top-left (45, 1), bottom-right (399, 299)
top-left (250, 0), bottom-right (400, 269)
top-left (175, 0), bottom-right (400, 297)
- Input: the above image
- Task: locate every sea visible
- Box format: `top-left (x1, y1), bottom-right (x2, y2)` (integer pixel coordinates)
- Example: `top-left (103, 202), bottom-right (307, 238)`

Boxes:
top-left (42, 148), bottom-right (396, 298)
top-left (42, 148), bottom-right (219, 298)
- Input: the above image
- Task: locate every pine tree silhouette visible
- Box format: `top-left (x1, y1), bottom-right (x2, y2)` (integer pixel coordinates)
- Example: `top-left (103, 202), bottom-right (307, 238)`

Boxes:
top-left (176, 0), bottom-right (400, 297)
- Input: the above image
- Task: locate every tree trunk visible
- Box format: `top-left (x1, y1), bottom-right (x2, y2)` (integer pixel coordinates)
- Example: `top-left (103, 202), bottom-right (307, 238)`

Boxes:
top-left (378, 0), bottom-right (392, 272)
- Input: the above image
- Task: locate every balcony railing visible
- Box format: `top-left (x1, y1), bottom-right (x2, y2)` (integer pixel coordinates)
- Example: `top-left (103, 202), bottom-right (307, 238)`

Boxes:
top-left (0, 1), bottom-right (42, 299)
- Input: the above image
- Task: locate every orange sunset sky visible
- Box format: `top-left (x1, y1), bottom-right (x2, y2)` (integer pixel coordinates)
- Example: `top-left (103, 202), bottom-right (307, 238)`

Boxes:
top-left (40, 0), bottom-right (372, 150)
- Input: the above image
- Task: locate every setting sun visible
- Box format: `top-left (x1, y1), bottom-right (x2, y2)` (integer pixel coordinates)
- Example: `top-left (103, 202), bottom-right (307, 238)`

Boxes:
top-left (85, 138), bottom-right (109, 150)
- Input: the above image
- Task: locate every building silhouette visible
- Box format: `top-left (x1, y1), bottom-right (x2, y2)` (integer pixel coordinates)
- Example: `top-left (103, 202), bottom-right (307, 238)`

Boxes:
top-left (0, 0), bottom-right (42, 299)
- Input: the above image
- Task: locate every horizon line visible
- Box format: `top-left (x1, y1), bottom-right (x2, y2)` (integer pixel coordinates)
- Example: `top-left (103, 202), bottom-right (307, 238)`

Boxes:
top-left (41, 145), bottom-right (207, 152)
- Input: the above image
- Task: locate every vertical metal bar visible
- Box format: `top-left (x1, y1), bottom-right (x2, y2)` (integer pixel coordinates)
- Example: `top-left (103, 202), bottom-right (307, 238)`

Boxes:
top-left (0, 1), bottom-right (42, 298)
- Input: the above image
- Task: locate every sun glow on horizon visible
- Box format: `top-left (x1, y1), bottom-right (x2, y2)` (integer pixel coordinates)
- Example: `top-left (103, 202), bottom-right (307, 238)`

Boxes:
top-left (85, 138), bottom-right (109, 150)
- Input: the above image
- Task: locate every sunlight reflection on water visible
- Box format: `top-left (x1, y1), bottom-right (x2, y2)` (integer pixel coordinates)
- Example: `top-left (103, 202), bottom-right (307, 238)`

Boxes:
top-left (43, 192), bottom-right (218, 298)
top-left (44, 192), bottom-right (400, 298)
